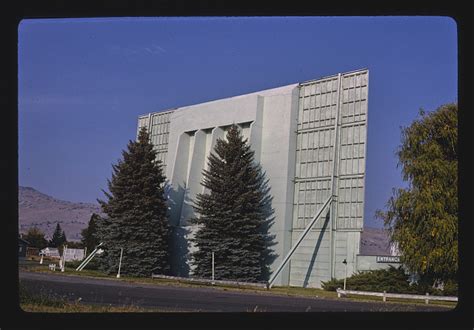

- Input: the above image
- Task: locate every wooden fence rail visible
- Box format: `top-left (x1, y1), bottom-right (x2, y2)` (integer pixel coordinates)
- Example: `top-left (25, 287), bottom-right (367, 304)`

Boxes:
top-left (151, 274), bottom-right (267, 289)
top-left (336, 288), bottom-right (457, 304)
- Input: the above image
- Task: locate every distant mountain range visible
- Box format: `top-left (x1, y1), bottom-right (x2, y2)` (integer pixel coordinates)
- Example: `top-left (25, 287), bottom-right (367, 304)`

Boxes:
top-left (18, 186), bottom-right (392, 254)
top-left (359, 226), bottom-right (392, 255)
top-left (19, 186), bottom-right (102, 241)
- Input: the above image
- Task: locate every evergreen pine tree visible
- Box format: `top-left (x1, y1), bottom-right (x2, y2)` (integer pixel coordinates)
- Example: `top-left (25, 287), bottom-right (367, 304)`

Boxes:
top-left (97, 127), bottom-right (171, 277)
top-left (191, 124), bottom-right (275, 282)
top-left (49, 223), bottom-right (63, 247)
top-left (60, 230), bottom-right (67, 245)
top-left (81, 213), bottom-right (101, 253)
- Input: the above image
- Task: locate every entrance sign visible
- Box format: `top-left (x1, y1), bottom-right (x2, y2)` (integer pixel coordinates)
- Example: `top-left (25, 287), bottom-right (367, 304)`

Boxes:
top-left (376, 256), bottom-right (401, 263)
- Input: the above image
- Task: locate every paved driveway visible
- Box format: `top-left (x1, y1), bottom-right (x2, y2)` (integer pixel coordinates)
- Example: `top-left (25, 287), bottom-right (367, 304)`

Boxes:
top-left (19, 271), bottom-right (452, 312)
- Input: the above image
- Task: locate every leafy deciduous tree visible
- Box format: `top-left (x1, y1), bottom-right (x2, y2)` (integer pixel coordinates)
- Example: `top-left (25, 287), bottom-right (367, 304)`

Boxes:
top-left (23, 227), bottom-right (48, 249)
top-left (376, 103), bottom-right (458, 284)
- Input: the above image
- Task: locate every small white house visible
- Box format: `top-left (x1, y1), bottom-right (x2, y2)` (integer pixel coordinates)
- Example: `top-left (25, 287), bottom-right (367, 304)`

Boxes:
top-left (63, 248), bottom-right (85, 261)
top-left (39, 247), bottom-right (60, 258)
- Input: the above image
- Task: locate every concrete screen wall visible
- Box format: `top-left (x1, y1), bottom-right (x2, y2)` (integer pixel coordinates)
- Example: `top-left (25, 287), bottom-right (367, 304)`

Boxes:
top-left (138, 69), bottom-right (369, 287)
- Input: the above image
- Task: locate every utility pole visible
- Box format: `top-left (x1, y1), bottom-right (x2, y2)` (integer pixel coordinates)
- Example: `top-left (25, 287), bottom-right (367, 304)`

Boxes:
top-left (61, 245), bottom-right (67, 272)
top-left (211, 251), bottom-right (215, 285)
top-left (342, 259), bottom-right (347, 291)
top-left (117, 248), bottom-right (123, 278)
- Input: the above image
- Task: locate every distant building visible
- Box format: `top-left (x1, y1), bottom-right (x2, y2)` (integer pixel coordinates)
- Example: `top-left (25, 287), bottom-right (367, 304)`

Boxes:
top-left (40, 247), bottom-right (60, 258)
top-left (18, 237), bottom-right (30, 258)
top-left (63, 248), bottom-right (85, 261)
top-left (26, 247), bottom-right (40, 257)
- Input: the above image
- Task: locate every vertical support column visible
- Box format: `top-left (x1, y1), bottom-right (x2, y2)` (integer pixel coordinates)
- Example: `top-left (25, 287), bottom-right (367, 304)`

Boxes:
top-left (249, 96), bottom-right (264, 163)
top-left (260, 89), bottom-right (298, 287)
top-left (202, 127), bottom-right (225, 194)
top-left (169, 133), bottom-right (192, 226)
top-left (210, 127), bottom-right (225, 151)
top-left (180, 130), bottom-right (207, 225)
top-left (147, 113), bottom-right (153, 135)
top-left (205, 127), bottom-right (225, 170)
top-left (330, 74), bottom-right (343, 279)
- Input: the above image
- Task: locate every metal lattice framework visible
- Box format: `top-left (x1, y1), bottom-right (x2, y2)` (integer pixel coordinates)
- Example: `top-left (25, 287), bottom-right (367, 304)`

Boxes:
top-left (269, 69), bottom-right (369, 288)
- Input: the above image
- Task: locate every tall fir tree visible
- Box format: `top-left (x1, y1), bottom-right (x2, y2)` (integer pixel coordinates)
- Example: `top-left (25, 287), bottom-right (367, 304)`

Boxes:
top-left (81, 213), bottom-right (101, 253)
top-left (49, 223), bottom-right (65, 247)
top-left (60, 230), bottom-right (67, 244)
top-left (97, 127), bottom-right (171, 277)
top-left (191, 124), bottom-right (275, 282)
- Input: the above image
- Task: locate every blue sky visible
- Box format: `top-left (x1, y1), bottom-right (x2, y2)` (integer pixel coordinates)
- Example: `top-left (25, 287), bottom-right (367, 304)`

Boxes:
top-left (18, 17), bottom-right (457, 228)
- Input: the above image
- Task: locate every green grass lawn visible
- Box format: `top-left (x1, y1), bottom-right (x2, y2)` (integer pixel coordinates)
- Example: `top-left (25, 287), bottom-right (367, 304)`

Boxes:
top-left (20, 302), bottom-right (176, 313)
top-left (19, 257), bottom-right (456, 310)
top-left (19, 281), bottom-right (184, 313)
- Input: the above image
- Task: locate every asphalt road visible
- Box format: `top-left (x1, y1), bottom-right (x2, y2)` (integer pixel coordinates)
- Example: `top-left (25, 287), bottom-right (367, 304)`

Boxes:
top-left (19, 271), bottom-right (451, 312)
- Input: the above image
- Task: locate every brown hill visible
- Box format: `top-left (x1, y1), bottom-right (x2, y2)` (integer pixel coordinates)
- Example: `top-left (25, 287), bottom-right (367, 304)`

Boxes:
top-left (19, 186), bottom-right (392, 253)
top-left (360, 226), bottom-right (392, 255)
top-left (19, 186), bottom-right (102, 241)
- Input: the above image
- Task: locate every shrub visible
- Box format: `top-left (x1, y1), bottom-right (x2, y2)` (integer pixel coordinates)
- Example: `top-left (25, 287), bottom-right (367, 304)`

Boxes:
top-left (65, 258), bottom-right (99, 270)
top-left (322, 266), bottom-right (418, 294)
top-left (442, 280), bottom-right (458, 296)
top-left (321, 266), bottom-right (458, 296)
top-left (321, 278), bottom-right (344, 291)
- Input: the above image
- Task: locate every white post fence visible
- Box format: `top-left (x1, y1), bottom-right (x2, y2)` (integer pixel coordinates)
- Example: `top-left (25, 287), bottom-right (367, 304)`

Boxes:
top-left (336, 288), bottom-right (457, 304)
